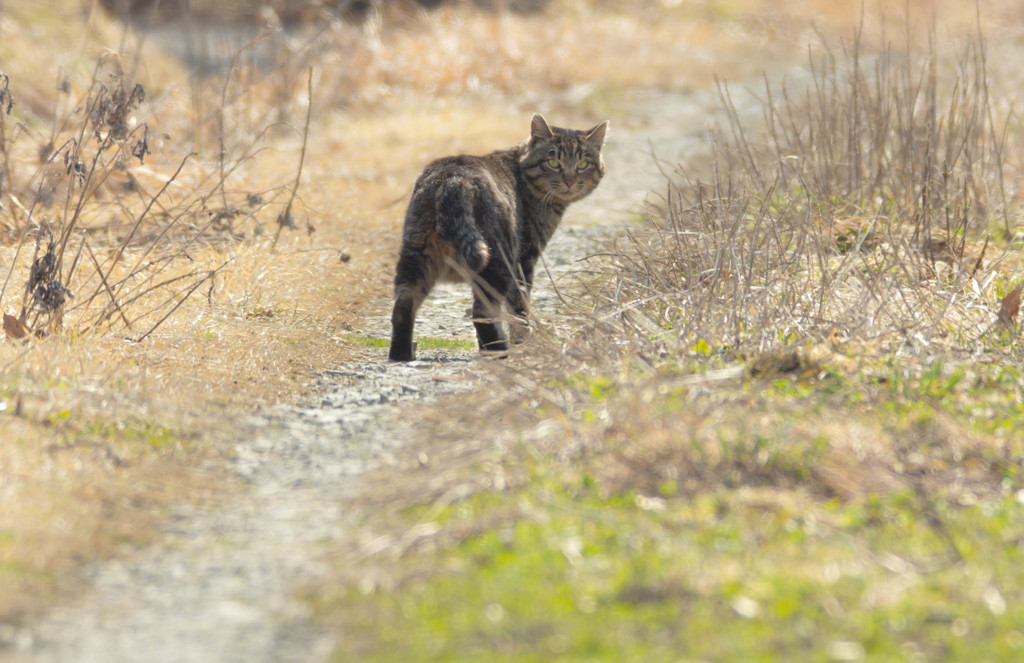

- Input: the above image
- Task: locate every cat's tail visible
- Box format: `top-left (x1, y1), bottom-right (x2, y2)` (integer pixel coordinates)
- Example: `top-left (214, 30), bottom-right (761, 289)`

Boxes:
top-left (436, 177), bottom-right (490, 272)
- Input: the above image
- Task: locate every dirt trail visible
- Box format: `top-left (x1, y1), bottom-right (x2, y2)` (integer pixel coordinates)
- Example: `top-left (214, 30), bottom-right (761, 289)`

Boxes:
top-left (9, 82), bottom-right (756, 662)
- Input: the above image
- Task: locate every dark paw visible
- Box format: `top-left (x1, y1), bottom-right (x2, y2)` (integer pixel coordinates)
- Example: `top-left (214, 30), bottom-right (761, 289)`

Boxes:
top-left (478, 339), bottom-right (510, 359)
top-left (388, 342), bottom-right (416, 362)
top-left (509, 315), bottom-right (530, 345)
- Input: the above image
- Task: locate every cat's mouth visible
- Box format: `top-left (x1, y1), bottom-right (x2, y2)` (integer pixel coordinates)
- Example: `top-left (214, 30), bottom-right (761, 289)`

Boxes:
top-left (559, 180), bottom-right (585, 199)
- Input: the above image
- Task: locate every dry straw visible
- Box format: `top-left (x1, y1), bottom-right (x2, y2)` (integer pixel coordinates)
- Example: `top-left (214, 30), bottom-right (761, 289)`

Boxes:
top-left (596, 21), bottom-right (1019, 366)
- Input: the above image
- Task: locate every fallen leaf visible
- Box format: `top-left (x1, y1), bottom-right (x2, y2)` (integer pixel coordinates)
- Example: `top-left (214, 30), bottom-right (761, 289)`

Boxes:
top-left (3, 313), bottom-right (28, 340)
top-left (997, 283), bottom-right (1022, 331)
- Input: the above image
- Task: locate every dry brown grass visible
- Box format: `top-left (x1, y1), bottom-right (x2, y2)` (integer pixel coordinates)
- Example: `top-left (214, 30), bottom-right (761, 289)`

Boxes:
top-left (613, 24), bottom-right (1024, 359)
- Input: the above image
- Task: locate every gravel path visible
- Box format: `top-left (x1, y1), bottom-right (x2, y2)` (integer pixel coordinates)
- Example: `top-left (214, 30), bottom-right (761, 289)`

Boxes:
top-left (10, 82), bottom-right (757, 662)
top-left (17, 358), bottom-right (479, 663)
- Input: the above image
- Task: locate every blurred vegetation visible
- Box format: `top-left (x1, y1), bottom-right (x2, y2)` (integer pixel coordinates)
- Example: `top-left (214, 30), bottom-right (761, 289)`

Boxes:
top-left (100, 0), bottom-right (552, 23)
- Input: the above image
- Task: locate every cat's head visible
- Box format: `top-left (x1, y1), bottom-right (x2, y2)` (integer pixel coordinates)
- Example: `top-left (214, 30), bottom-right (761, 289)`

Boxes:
top-left (521, 114), bottom-right (607, 204)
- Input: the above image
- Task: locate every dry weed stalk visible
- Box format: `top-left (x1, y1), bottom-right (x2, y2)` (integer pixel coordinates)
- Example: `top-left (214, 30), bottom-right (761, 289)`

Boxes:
top-left (600, 23), bottom-right (1018, 365)
top-left (0, 47), bottom-right (295, 341)
top-left (272, 67), bottom-right (316, 250)
top-left (0, 72), bottom-right (13, 209)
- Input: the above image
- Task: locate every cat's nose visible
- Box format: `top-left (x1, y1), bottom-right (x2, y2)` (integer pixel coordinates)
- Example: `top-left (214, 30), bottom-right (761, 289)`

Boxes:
top-left (563, 174), bottom-right (576, 187)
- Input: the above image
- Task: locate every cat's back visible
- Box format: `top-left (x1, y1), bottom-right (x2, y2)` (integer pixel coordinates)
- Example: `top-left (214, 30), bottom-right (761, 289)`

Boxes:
top-left (413, 146), bottom-right (521, 193)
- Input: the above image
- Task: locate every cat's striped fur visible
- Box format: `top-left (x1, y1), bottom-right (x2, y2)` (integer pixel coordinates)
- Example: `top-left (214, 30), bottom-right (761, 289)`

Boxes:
top-left (389, 114), bottom-right (608, 361)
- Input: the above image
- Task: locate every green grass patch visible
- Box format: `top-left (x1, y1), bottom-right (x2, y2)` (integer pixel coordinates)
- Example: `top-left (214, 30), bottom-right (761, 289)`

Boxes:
top-left (322, 479), bottom-right (1024, 662)
top-left (346, 335), bottom-right (476, 353)
top-left (316, 355), bottom-right (1024, 662)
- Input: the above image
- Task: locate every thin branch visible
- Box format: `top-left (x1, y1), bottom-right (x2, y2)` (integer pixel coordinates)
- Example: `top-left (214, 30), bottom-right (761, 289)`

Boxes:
top-left (132, 260), bottom-right (231, 343)
top-left (83, 238), bottom-right (132, 331)
top-left (272, 67), bottom-right (315, 251)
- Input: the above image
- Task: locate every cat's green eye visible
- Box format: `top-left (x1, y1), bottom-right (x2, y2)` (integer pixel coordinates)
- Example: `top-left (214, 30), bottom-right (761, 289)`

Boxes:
top-left (547, 158), bottom-right (561, 170)
top-left (576, 159), bottom-right (590, 171)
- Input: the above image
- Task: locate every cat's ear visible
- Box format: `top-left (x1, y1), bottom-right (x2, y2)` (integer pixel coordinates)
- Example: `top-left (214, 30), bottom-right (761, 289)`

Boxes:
top-left (530, 113), bottom-right (555, 140)
top-left (585, 121), bottom-right (608, 148)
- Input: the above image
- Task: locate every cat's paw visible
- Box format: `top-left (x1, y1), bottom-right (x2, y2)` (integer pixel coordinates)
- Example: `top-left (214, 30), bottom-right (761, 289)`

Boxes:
top-left (508, 317), bottom-right (531, 345)
top-left (388, 341), bottom-right (416, 362)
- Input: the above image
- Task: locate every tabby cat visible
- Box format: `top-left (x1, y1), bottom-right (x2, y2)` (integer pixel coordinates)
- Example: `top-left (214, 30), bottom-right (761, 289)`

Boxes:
top-left (388, 114), bottom-right (608, 361)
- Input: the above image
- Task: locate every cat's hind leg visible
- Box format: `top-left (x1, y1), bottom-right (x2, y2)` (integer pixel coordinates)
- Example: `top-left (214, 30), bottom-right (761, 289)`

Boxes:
top-left (471, 290), bottom-right (509, 355)
top-left (470, 269), bottom-right (511, 355)
top-left (389, 287), bottom-right (420, 362)
top-left (389, 253), bottom-right (435, 362)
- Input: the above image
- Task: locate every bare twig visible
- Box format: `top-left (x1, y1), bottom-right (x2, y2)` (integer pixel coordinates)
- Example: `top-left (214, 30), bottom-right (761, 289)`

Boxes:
top-left (272, 67), bottom-right (315, 251)
top-left (132, 260), bottom-right (231, 343)
top-left (83, 238), bottom-right (132, 331)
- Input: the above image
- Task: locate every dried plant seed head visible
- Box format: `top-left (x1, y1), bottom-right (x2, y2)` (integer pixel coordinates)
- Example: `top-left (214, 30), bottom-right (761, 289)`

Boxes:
top-left (0, 73), bottom-right (13, 115)
top-left (63, 149), bottom-right (85, 184)
top-left (277, 212), bottom-right (296, 229)
top-left (27, 240), bottom-right (71, 318)
top-left (131, 124), bottom-right (151, 164)
top-left (90, 81), bottom-right (146, 142)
